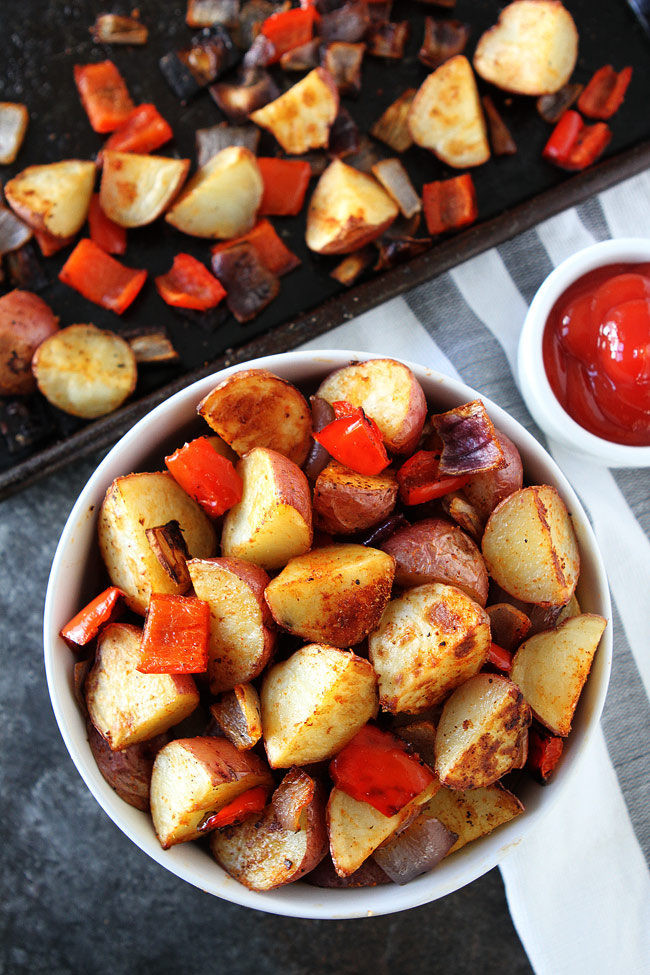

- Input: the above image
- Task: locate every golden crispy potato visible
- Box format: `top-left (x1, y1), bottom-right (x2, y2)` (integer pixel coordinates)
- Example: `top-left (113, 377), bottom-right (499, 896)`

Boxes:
top-left (85, 623), bottom-right (199, 751)
top-left (435, 674), bottom-right (531, 789)
top-left (482, 485), bottom-right (580, 606)
top-left (86, 722), bottom-right (166, 811)
top-left (211, 773), bottom-right (328, 890)
top-left (261, 643), bottom-right (378, 767)
top-left (187, 557), bottom-right (276, 693)
top-left (198, 369), bottom-right (312, 465)
top-left (210, 683), bottom-right (263, 751)
top-left (221, 447), bottom-right (312, 570)
top-left (408, 56), bottom-right (490, 168)
top-left (369, 583), bottom-right (491, 713)
top-left (264, 544), bottom-right (395, 647)
top-left (327, 781), bottom-right (439, 877)
top-left (473, 0), bottom-right (578, 96)
top-left (463, 430), bottom-right (523, 522)
top-left (487, 602), bottom-right (532, 652)
top-left (150, 737), bottom-right (273, 848)
top-left (100, 151), bottom-right (189, 227)
top-left (249, 68), bottom-right (339, 154)
top-left (0, 289), bottom-right (59, 396)
top-left (381, 518), bottom-right (488, 605)
top-left (419, 783), bottom-right (524, 853)
top-left (5, 159), bottom-right (95, 238)
top-left (98, 472), bottom-right (216, 615)
top-left (316, 358), bottom-right (427, 454)
top-left (510, 614), bottom-right (607, 737)
top-left (313, 461), bottom-right (398, 535)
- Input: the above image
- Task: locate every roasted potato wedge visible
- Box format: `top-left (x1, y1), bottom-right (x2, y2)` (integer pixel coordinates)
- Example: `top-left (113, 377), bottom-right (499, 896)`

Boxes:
top-left (313, 462), bottom-right (398, 535)
top-left (165, 146), bottom-right (263, 239)
top-left (249, 68), bottom-right (339, 154)
top-left (473, 0), bottom-right (578, 96)
top-left (261, 643), bottom-right (378, 767)
top-left (0, 102), bottom-right (29, 164)
top-left (306, 159), bottom-right (398, 255)
top-left (221, 447), bottom-right (312, 570)
top-left (316, 358), bottom-right (427, 454)
top-left (369, 583), bottom-right (491, 713)
top-left (87, 721), bottom-right (166, 811)
top-left (435, 674), bottom-right (531, 789)
top-left (85, 623), bottom-right (200, 751)
top-left (100, 151), bottom-right (189, 227)
top-left (210, 683), bottom-right (263, 751)
top-left (487, 602), bottom-right (532, 653)
top-left (0, 289), bottom-right (59, 396)
top-left (510, 614), bottom-right (607, 737)
top-left (264, 544), bottom-right (395, 647)
top-left (187, 558), bottom-right (276, 693)
top-left (381, 518), bottom-right (488, 605)
top-left (32, 324), bottom-right (137, 419)
top-left (5, 159), bottom-right (95, 238)
top-left (408, 56), bottom-right (490, 168)
top-left (419, 782), bottom-right (524, 853)
top-left (198, 368), bottom-right (312, 465)
top-left (150, 736), bottom-right (273, 848)
top-left (463, 430), bottom-right (523, 523)
top-left (98, 471), bottom-right (217, 615)
top-left (482, 485), bottom-right (580, 606)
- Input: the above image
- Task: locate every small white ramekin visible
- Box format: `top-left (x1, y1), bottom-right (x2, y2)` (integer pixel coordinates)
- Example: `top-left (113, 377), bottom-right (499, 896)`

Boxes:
top-left (518, 237), bottom-right (650, 468)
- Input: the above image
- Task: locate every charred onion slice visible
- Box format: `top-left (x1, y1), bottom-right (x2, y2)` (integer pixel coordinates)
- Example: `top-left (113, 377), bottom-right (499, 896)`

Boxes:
top-left (536, 83), bottom-right (583, 123)
top-left (211, 242), bottom-right (280, 322)
top-left (432, 400), bottom-right (505, 476)
top-left (186, 0), bottom-right (240, 28)
top-left (367, 21), bottom-right (409, 59)
top-left (358, 512), bottom-right (409, 547)
top-left (196, 123), bottom-right (260, 166)
top-left (373, 817), bottom-right (458, 885)
top-left (370, 89), bottom-right (415, 153)
top-left (5, 242), bottom-right (48, 292)
top-left (271, 768), bottom-right (316, 832)
top-left (371, 159), bottom-right (421, 219)
top-left (0, 206), bottom-right (32, 255)
top-left (329, 107), bottom-right (361, 157)
top-left (330, 246), bottom-right (374, 286)
top-left (322, 42), bottom-right (365, 98)
top-left (482, 95), bottom-right (517, 156)
top-left (342, 134), bottom-right (383, 172)
top-left (374, 235), bottom-right (431, 271)
top-left (368, 0), bottom-right (393, 25)
top-left (243, 33), bottom-right (276, 69)
top-left (160, 26), bottom-right (239, 99)
top-left (303, 395), bottom-right (335, 480)
top-left (291, 150), bottom-right (329, 177)
top-left (0, 103), bottom-right (29, 165)
top-left (90, 14), bottom-right (148, 45)
top-left (320, 1), bottom-right (370, 43)
top-left (418, 17), bottom-right (470, 70)
top-left (210, 68), bottom-right (279, 122)
top-left (233, 0), bottom-right (276, 49)
top-left (280, 38), bottom-right (322, 72)
top-left (145, 521), bottom-right (192, 590)
top-left (126, 330), bottom-right (179, 364)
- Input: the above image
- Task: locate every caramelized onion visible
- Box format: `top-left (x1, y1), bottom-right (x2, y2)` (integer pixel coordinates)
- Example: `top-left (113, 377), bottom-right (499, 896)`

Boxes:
top-left (186, 0), bottom-right (240, 28)
top-left (329, 107), bottom-right (361, 157)
top-left (306, 855), bottom-right (391, 888)
top-left (211, 242), bottom-right (280, 322)
top-left (233, 0), bottom-right (276, 49)
top-left (374, 236), bottom-right (431, 271)
top-left (90, 13), bottom-right (148, 44)
top-left (370, 89), bottom-right (415, 153)
top-left (0, 206), bottom-right (32, 255)
top-left (303, 396), bottom-right (335, 480)
top-left (280, 38), bottom-right (321, 71)
top-left (358, 512), bottom-right (409, 547)
top-left (418, 17), bottom-right (470, 70)
top-left (367, 21), bottom-right (409, 59)
top-left (372, 817), bottom-right (457, 884)
top-left (271, 769), bottom-right (315, 831)
top-left (320, 1), bottom-right (370, 43)
top-left (343, 134), bottom-right (382, 172)
top-left (371, 159), bottom-right (421, 219)
top-left (482, 95), bottom-right (517, 156)
top-left (243, 33), bottom-right (276, 68)
top-left (5, 242), bottom-right (48, 292)
top-left (537, 83), bottom-right (584, 124)
top-left (195, 123), bottom-right (260, 166)
top-left (330, 247), bottom-right (374, 286)
top-left (125, 330), bottom-right (179, 364)
top-left (432, 400), bottom-right (505, 476)
top-left (210, 67), bottom-right (279, 122)
top-left (322, 42), bottom-right (365, 97)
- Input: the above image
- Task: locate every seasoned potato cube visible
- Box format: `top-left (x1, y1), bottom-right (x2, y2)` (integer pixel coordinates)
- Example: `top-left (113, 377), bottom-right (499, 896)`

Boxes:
top-left (98, 472), bottom-right (217, 615)
top-left (482, 485), bottom-right (580, 606)
top-left (221, 447), bottom-right (312, 570)
top-left (420, 783), bottom-right (524, 853)
top-left (313, 462), bottom-right (398, 535)
top-left (261, 643), bottom-right (378, 767)
top-left (5, 159), bottom-right (95, 238)
top-left (85, 623), bottom-right (199, 751)
top-left (100, 151), bottom-right (190, 227)
top-left (264, 544), bottom-right (395, 647)
top-left (210, 683), bottom-right (263, 751)
top-left (249, 68), bottom-right (339, 154)
top-left (510, 614), bottom-right (607, 737)
top-left (435, 674), bottom-right (531, 789)
top-left (187, 558), bottom-right (276, 693)
top-left (150, 737), bottom-right (273, 848)
top-left (369, 583), bottom-right (491, 713)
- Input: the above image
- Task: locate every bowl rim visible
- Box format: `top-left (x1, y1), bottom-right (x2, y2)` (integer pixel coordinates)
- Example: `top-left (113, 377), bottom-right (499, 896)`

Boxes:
top-left (43, 349), bottom-right (613, 919)
top-left (517, 236), bottom-right (650, 467)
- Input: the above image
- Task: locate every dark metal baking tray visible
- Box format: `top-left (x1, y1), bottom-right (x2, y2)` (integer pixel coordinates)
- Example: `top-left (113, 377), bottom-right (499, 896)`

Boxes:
top-left (1, 0), bottom-right (649, 499)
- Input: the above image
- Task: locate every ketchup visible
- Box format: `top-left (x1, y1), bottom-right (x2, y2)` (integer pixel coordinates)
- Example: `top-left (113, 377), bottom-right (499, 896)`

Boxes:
top-left (542, 263), bottom-right (650, 446)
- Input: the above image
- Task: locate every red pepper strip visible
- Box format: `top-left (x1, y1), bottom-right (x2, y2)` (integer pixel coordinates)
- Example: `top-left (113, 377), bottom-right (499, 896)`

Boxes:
top-left (74, 61), bottom-right (134, 133)
top-left (487, 642), bottom-right (513, 673)
top-left (88, 194), bottom-right (127, 255)
top-left (542, 109), bottom-right (582, 164)
top-left (577, 65), bottom-right (633, 120)
top-left (422, 174), bottom-right (478, 236)
top-left (211, 220), bottom-right (300, 276)
top-left (330, 724), bottom-right (435, 817)
top-left (60, 586), bottom-right (125, 649)
top-left (397, 450), bottom-right (470, 505)
top-left (527, 727), bottom-right (564, 784)
top-left (542, 110), bottom-right (612, 171)
top-left (257, 158), bottom-right (312, 217)
top-left (59, 239), bottom-right (147, 314)
top-left (34, 228), bottom-right (74, 257)
top-left (101, 103), bottom-right (173, 157)
top-left (261, 7), bottom-right (316, 63)
top-left (138, 593), bottom-right (210, 674)
top-left (155, 253), bottom-right (226, 310)
top-left (314, 406), bottom-right (389, 476)
top-left (199, 786), bottom-right (269, 831)
top-left (165, 436), bottom-right (242, 518)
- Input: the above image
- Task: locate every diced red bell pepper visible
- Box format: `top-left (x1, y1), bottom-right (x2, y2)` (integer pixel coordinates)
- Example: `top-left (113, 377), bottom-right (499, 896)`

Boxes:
top-left (138, 593), bottom-right (210, 674)
top-left (330, 724), bottom-right (436, 817)
top-left (165, 437), bottom-right (243, 518)
top-left (257, 158), bottom-right (312, 217)
top-left (314, 403), bottom-right (389, 476)
top-left (101, 103), bottom-right (173, 156)
top-left (34, 229), bottom-right (74, 257)
top-left (59, 238), bottom-right (147, 314)
top-left (60, 586), bottom-right (125, 649)
top-left (88, 194), bottom-right (127, 255)
top-left (487, 642), bottom-right (513, 673)
top-left (577, 65), bottom-right (633, 120)
top-left (261, 7), bottom-right (316, 63)
top-left (543, 110), bottom-right (611, 171)
top-left (331, 400), bottom-right (361, 419)
top-left (542, 109), bottom-right (582, 164)
top-left (211, 219), bottom-right (300, 276)
top-left (397, 450), bottom-right (470, 505)
top-left (422, 174), bottom-right (478, 236)
top-left (527, 726), bottom-right (564, 784)
top-left (74, 60), bottom-right (134, 134)
top-left (155, 253), bottom-right (226, 310)
top-left (199, 786), bottom-right (269, 831)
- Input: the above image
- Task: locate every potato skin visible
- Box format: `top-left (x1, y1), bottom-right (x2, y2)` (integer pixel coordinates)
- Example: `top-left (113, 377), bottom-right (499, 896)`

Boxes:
top-left (381, 517), bottom-right (488, 605)
top-left (86, 721), bottom-right (166, 811)
top-left (0, 289), bottom-right (59, 394)
top-left (313, 461), bottom-right (398, 535)
top-left (463, 430), bottom-right (523, 522)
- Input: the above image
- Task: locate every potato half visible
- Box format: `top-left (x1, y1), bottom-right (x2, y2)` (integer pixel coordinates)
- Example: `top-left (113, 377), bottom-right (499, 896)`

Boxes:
top-left (5, 159), bottom-right (95, 238)
top-left (0, 289), bottom-right (59, 396)
top-left (100, 151), bottom-right (189, 227)
top-left (420, 783), bottom-right (524, 854)
top-left (249, 68), bottom-right (339, 154)
top-left (313, 462), bottom-right (398, 535)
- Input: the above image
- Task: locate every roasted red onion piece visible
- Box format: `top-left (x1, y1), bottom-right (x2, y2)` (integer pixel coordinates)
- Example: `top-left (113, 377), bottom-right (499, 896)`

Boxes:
top-left (488, 583), bottom-right (564, 636)
top-left (383, 211), bottom-right (422, 240)
top-left (0, 207), bottom-right (32, 255)
top-left (487, 603), bottom-right (532, 653)
top-left (343, 134), bottom-right (383, 172)
top-left (161, 26), bottom-right (239, 99)
top-left (0, 103), bottom-right (29, 165)
top-left (233, 0), bottom-right (276, 49)
top-left (330, 247), bottom-right (374, 286)
top-left (328, 107), bottom-right (361, 157)
top-left (186, 0), bottom-right (240, 28)
top-left (374, 236), bottom-right (431, 271)
top-left (320, 1), bottom-right (370, 43)
top-left (373, 817), bottom-right (457, 884)
top-left (303, 395), bottom-right (335, 480)
top-left (280, 38), bottom-right (321, 71)
top-left (395, 720), bottom-right (437, 768)
top-left (306, 854), bottom-right (391, 888)
top-left (322, 42), bottom-right (365, 97)
top-left (537, 83), bottom-right (584, 124)
top-left (5, 242), bottom-right (48, 292)
top-left (432, 400), bottom-right (505, 476)
top-left (125, 330), bottom-right (179, 364)
top-left (367, 21), bottom-right (409, 59)
top-left (90, 13), bottom-right (148, 44)
top-left (371, 159), bottom-right (421, 219)
top-left (440, 491), bottom-right (482, 540)
top-left (291, 150), bottom-right (329, 176)
top-left (418, 17), bottom-right (470, 70)
top-left (210, 68), bottom-right (279, 122)
top-left (195, 122), bottom-right (260, 166)
top-left (370, 89), bottom-right (415, 152)
top-left (271, 768), bottom-right (316, 831)
top-left (211, 242), bottom-right (280, 323)
top-left (482, 95), bottom-right (517, 156)
top-left (358, 512), bottom-right (409, 547)
top-left (243, 33), bottom-right (276, 68)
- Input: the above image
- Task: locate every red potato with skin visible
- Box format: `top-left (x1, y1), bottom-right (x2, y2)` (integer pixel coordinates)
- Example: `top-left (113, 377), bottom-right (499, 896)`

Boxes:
top-left (313, 461), bottom-right (398, 535)
top-left (0, 289), bottom-right (59, 395)
top-left (463, 429), bottom-right (523, 522)
top-left (87, 721), bottom-right (167, 811)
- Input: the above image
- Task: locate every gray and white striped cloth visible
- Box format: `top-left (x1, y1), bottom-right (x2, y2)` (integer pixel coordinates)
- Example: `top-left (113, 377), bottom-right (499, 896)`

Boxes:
top-left (300, 169), bottom-right (650, 975)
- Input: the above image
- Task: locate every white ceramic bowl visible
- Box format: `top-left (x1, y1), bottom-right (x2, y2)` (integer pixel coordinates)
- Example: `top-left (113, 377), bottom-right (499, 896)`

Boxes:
top-left (44, 350), bottom-right (612, 919)
top-left (518, 237), bottom-right (650, 468)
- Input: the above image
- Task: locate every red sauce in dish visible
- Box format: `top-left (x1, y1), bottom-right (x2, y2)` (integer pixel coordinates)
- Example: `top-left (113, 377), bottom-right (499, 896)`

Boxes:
top-left (542, 262), bottom-right (650, 446)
